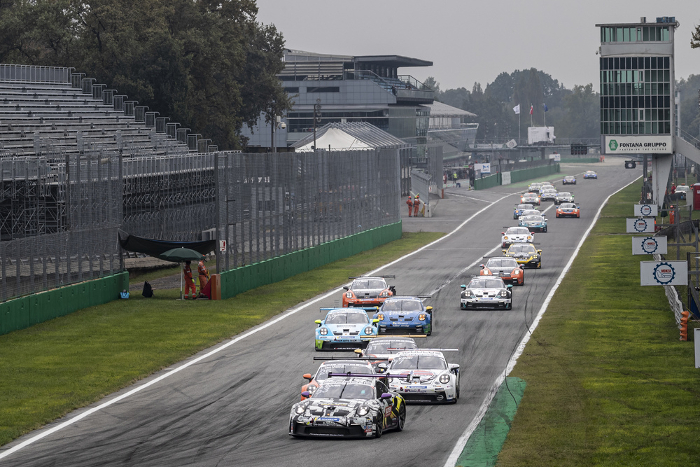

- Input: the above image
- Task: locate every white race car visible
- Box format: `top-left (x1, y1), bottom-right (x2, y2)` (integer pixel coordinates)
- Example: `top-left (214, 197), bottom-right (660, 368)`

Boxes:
top-left (502, 226), bottom-right (534, 248)
top-left (382, 350), bottom-right (460, 404)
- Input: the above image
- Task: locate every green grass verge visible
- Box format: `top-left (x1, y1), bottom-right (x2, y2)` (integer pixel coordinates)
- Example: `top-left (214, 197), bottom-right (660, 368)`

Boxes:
top-left (0, 231), bottom-right (443, 447)
top-left (497, 179), bottom-right (700, 466)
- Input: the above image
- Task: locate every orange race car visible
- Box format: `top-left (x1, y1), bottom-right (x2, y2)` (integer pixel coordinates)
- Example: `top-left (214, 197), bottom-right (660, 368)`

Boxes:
top-left (342, 275), bottom-right (396, 307)
top-left (300, 359), bottom-right (374, 400)
top-left (480, 256), bottom-right (525, 286)
top-left (555, 202), bottom-right (580, 218)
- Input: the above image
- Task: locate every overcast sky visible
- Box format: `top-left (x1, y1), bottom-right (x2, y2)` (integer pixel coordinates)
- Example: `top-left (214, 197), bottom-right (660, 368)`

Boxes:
top-left (257, 0), bottom-right (699, 92)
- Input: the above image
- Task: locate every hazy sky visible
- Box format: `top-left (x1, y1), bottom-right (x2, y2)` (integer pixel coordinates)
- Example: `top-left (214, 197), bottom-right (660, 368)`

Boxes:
top-left (257, 0), bottom-right (699, 92)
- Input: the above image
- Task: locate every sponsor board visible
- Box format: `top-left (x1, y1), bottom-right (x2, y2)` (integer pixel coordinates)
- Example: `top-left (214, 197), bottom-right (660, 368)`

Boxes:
top-left (626, 218), bottom-right (655, 233)
top-left (548, 153), bottom-right (561, 161)
top-left (604, 135), bottom-right (673, 154)
top-left (632, 236), bottom-right (667, 255)
top-left (478, 163), bottom-right (491, 174)
top-left (502, 172), bottom-right (511, 185)
top-left (634, 204), bottom-right (658, 217)
top-left (640, 261), bottom-right (687, 286)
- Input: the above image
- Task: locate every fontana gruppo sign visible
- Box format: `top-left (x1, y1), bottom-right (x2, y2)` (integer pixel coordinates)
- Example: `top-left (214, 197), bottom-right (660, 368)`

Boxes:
top-left (604, 136), bottom-right (673, 154)
top-left (634, 204), bottom-right (659, 217)
top-left (626, 218), bottom-right (655, 233)
top-left (640, 261), bottom-right (687, 286)
top-left (632, 236), bottom-right (667, 255)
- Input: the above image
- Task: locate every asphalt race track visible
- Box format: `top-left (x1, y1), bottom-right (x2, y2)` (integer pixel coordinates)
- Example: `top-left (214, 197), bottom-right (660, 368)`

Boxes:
top-left (1, 159), bottom-right (640, 467)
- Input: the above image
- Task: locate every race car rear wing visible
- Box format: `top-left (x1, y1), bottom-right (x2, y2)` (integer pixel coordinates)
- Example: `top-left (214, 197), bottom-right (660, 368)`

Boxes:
top-left (365, 334), bottom-right (427, 338)
top-left (319, 307), bottom-right (378, 313)
top-left (313, 356), bottom-right (390, 361)
top-left (348, 275), bottom-right (396, 279)
top-left (387, 348), bottom-right (459, 352)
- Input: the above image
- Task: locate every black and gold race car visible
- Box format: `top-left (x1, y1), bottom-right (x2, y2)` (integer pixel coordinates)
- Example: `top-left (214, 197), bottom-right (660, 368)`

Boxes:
top-left (502, 243), bottom-right (542, 269)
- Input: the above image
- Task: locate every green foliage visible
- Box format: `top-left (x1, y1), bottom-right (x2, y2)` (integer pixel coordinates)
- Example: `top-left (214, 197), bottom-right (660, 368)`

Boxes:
top-left (0, 0), bottom-right (291, 149)
top-left (676, 74), bottom-right (700, 140)
top-left (692, 24), bottom-right (700, 49)
top-left (556, 84), bottom-right (600, 139)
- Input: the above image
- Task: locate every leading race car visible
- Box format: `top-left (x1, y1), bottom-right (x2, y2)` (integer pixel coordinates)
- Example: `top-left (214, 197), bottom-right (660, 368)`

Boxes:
top-left (502, 226), bottom-right (534, 248)
top-left (383, 350), bottom-right (460, 404)
top-left (373, 296), bottom-right (434, 336)
top-left (554, 191), bottom-right (575, 205)
top-left (562, 175), bottom-right (576, 185)
top-left (502, 243), bottom-right (542, 268)
top-left (290, 375), bottom-right (406, 438)
top-left (519, 214), bottom-right (548, 232)
top-left (460, 276), bottom-right (512, 309)
top-left (355, 337), bottom-right (418, 371)
top-left (556, 202), bottom-right (581, 218)
top-left (342, 275), bottom-right (396, 307)
top-left (301, 360), bottom-right (375, 400)
top-left (520, 192), bottom-right (541, 205)
top-left (527, 182), bottom-right (542, 193)
top-left (480, 256), bottom-right (524, 285)
top-left (513, 203), bottom-right (534, 219)
top-left (583, 170), bottom-right (598, 179)
top-left (315, 308), bottom-right (379, 351)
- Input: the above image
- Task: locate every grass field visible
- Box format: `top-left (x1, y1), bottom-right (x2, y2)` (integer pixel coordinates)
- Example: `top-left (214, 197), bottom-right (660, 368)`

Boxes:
top-left (0, 231), bottom-right (442, 447)
top-left (497, 180), bottom-right (700, 466)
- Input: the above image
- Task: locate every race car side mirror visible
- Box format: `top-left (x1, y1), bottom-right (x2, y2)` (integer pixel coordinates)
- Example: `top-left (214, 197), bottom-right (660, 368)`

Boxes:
top-left (376, 362), bottom-right (388, 371)
top-left (480, 264), bottom-right (485, 268)
top-left (354, 348), bottom-right (363, 355)
top-left (506, 284), bottom-right (513, 289)
top-left (519, 265), bottom-right (524, 269)
top-left (342, 286), bottom-right (349, 290)
top-left (380, 393), bottom-right (393, 400)
top-left (301, 391), bottom-right (310, 398)
top-left (372, 319), bottom-right (380, 324)
top-left (502, 250), bottom-right (507, 254)
top-left (449, 363), bottom-right (460, 373)
top-left (537, 250), bottom-right (542, 254)
top-left (303, 373), bottom-right (313, 381)
top-left (426, 306), bottom-right (433, 312)
top-left (501, 232), bottom-right (505, 235)
top-left (460, 284), bottom-right (466, 289)
top-left (314, 319), bottom-right (322, 325)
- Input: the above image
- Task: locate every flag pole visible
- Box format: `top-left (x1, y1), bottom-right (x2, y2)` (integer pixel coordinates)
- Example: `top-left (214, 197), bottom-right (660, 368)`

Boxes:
top-left (519, 108), bottom-right (521, 146)
top-left (530, 104), bottom-right (532, 127)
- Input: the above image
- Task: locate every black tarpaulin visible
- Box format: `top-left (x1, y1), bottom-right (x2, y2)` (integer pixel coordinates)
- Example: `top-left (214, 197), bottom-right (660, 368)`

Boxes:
top-left (118, 231), bottom-right (215, 257)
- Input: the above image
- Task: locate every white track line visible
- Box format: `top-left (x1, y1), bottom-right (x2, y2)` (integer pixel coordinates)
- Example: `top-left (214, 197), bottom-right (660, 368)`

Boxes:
top-left (0, 192), bottom-right (518, 460)
top-left (442, 175), bottom-right (641, 467)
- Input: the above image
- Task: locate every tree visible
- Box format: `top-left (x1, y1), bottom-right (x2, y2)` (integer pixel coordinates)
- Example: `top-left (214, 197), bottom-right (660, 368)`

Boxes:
top-left (422, 76), bottom-right (440, 94)
top-left (692, 24), bottom-right (700, 48)
top-left (556, 84), bottom-right (599, 139)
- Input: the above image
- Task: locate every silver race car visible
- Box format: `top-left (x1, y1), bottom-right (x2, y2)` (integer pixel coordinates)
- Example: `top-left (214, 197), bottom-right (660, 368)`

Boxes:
top-left (502, 226), bottom-right (534, 248)
top-left (383, 350), bottom-right (460, 404)
top-left (461, 276), bottom-right (513, 309)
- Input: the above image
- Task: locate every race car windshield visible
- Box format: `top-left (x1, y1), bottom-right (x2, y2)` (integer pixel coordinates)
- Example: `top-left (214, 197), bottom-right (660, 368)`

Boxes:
top-left (522, 210), bottom-right (539, 216)
top-left (390, 355), bottom-right (447, 370)
top-left (351, 279), bottom-right (386, 289)
top-left (517, 204), bottom-right (532, 210)
top-left (366, 340), bottom-right (417, 354)
top-left (510, 245), bottom-right (536, 254)
top-left (560, 203), bottom-right (577, 209)
top-left (316, 364), bottom-right (372, 381)
top-left (382, 300), bottom-right (423, 312)
top-left (506, 227), bottom-right (530, 235)
top-left (558, 192), bottom-right (571, 197)
top-left (469, 278), bottom-right (506, 289)
top-left (312, 382), bottom-right (374, 400)
top-left (487, 258), bottom-right (518, 268)
top-left (523, 216), bottom-right (543, 221)
top-left (326, 313), bottom-right (369, 324)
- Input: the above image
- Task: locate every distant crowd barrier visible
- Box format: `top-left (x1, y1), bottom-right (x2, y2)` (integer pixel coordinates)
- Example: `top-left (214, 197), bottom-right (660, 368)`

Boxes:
top-left (473, 164), bottom-right (561, 190)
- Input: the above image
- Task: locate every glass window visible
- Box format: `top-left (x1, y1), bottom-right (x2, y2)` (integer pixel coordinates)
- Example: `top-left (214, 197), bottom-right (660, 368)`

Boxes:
top-left (636, 28), bottom-right (642, 41)
top-left (633, 122), bottom-right (639, 134)
top-left (651, 83), bottom-right (658, 95)
top-left (663, 57), bottom-right (670, 69)
top-left (652, 122), bottom-right (658, 134)
top-left (662, 27), bottom-right (669, 41)
top-left (644, 122), bottom-right (651, 134)
top-left (645, 57), bottom-right (650, 68)
top-left (614, 57), bottom-right (620, 69)
top-left (643, 27), bottom-right (649, 41)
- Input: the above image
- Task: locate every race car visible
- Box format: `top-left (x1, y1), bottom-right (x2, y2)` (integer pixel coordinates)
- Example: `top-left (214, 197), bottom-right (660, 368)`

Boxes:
top-left (301, 360), bottom-right (375, 399)
top-left (676, 185), bottom-right (690, 200)
top-left (554, 191), bottom-right (575, 205)
top-left (315, 308), bottom-right (379, 351)
top-left (383, 350), bottom-right (460, 404)
top-left (540, 188), bottom-right (558, 202)
top-left (355, 337), bottom-right (418, 370)
top-left (556, 202), bottom-right (580, 218)
top-left (520, 209), bottom-right (540, 218)
top-left (519, 214), bottom-right (548, 232)
top-left (503, 243), bottom-right (542, 268)
top-left (562, 175), bottom-right (576, 185)
top-left (373, 296), bottom-right (433, 336)
top-left (527, 182), bottom-right (542, 193)
top-left (583, 170), bottom-right (598, 179)
top-left (290, 375), bottom-right (406, 438)
top-left (501, 226), bottom-right (534, 248)
top-left (520, 192), bottom-right (541, 205)
top-left (480, 256), bottom-right (525, 285)
top-left (513, 203), bottom-right (535, 219)
top-left (342, 275), bottom-right (396, 307)
top-left (460, 276), bottom-right (512, 309)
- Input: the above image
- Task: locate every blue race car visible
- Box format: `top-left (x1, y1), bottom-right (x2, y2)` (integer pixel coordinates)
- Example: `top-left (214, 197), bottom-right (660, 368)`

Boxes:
top-left (583, 170), bottom-right (598, 179)
top-left (315, 308), bottom-right (379, 351)
top-left (513, 203), bottom-right (534, 219)
top-left (519, 214), bottom-right (548, 233)
top-left (373, 296), bottom-right (433, 336)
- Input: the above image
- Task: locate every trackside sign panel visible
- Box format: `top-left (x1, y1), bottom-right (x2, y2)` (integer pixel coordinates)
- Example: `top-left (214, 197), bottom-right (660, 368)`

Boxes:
top-left (502, 172), bottom-right (511, 185)
top-left (640, 261), bottom-right (687, 286)
top-left (604, 136), bottom-right (673, 154)
top-left (634, 204), bottom-right (658, 217)
top-left (632, 236), bottom-right (667, 255)
top-left (626, 218), bottom-right (655, 233)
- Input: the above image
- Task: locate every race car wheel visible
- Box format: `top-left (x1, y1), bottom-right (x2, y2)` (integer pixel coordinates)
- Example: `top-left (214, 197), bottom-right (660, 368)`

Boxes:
top-left (395, 404), bottom-right (406, 431)
top-left (556, 213), bottom-right (559, 218)
top-left (374, 416), bottom-right (384, 438)
top-left (543, 226), bottom-right (547, 232)
top-left (456, 379), bottom-right (461, 399)
top-left (505, 302), bottom-right (512, 310)
top-left (537, 262), bottom-right (541, 269)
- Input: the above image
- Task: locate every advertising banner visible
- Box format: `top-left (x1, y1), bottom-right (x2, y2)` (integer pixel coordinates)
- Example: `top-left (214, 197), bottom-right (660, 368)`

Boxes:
top-left (501, 172), bottom-right (511, 185)
top-left (634, 204), bottom-right (658, 216)
top-left (632, 236), bottom-right (667, 255)
top-left (604, 135), bottom-right (673, 154)
top-left (640, 261), bottom-right (687, 286)
top-left (478, 163), bottom-right (491, 174)
top-left (626, 218), bottom-right (655, 233)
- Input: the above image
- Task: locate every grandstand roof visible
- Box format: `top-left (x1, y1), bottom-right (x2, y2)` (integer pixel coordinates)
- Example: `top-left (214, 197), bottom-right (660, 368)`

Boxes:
top-left (292, 122), bottom-right (408, 151)
top-left (425, 102), bottom-right (476, 118)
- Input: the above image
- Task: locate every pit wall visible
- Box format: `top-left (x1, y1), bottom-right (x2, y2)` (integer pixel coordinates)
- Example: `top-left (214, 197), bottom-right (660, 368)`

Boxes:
top-left (219, 222), bottom-right (403, 299)
top-left (474, 163), bottom-right (561, 190)
top-left (0, 271), bottom-right (129, 336)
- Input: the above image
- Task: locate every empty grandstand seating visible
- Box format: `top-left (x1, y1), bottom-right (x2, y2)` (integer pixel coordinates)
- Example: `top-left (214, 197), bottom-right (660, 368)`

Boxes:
top-left (0, 64), bottom-right (206, 157)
